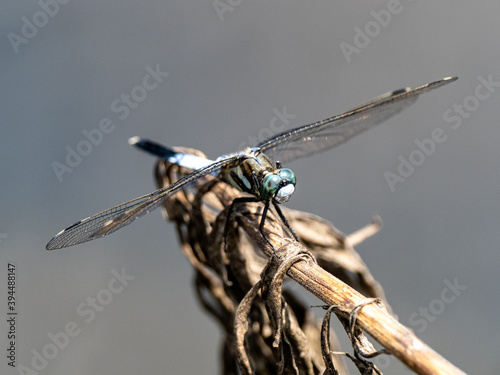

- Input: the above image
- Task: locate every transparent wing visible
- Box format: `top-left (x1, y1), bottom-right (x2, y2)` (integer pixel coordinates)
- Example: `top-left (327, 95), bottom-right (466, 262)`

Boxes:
top-left (46, 157), bottom-right (232, 250)
top-left (255, 77), bottom-right (457, 164)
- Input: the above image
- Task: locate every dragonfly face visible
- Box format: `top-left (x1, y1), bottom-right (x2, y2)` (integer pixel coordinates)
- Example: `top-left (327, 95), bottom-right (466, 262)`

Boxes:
top-left (46, 77), bottom-right (458, 251)
top-left (260, 168), bottom-right (296, 203)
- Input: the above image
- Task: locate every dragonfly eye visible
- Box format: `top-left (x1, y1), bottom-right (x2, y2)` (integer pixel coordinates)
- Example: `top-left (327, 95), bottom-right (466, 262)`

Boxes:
top-left (261, 174), bottom-right (281, 199)
top-left (279, 168), bottom-right (296, 186)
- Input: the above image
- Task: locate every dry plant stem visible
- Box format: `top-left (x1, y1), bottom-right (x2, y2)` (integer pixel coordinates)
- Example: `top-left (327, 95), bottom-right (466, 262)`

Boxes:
top-left (154, 155), bottom-right (466, 375)
top-left (272, 243), bottom-right (465, 375)
top-left (289, 260), bottom-right (465, 375)
top-left (239, 219), bottom-right (465, 375)
top-left (220, 201), bottom-right (466, 375)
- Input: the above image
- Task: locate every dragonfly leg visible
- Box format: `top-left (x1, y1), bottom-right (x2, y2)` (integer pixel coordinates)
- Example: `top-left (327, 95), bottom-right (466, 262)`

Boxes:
top-left (224, 196), bottom-right (260, 254)
top-left (223, 197), bottom-right (280, 257)
top-left (272, 201), bottom-right (299, 242)
top-left (258, 200), bottom-right (280, 257)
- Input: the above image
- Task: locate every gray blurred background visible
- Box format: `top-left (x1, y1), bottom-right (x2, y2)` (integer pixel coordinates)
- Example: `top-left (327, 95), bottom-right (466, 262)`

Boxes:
top-left (1, 1), bottom-right (499, 374)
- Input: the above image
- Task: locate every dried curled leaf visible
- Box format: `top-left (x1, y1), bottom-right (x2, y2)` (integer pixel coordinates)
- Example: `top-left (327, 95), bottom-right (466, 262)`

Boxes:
top-left (321, 301), bottom-right (386, 375)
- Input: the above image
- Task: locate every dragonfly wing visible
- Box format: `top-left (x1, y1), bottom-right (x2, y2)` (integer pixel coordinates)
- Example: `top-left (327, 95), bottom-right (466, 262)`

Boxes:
top-left (129, 137), bottom-right (216, 170)
top-left (255, 77), bottom-right (457, 164)
top-left (46, 157), bottom-right (232, 250)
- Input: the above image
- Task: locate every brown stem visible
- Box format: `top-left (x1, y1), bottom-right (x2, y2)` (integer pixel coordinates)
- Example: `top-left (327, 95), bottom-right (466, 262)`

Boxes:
top-left (235, 205), bottom-right (466, 375)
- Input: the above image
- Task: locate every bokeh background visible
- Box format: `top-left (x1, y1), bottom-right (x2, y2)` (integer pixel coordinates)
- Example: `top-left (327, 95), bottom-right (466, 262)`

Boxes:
top-left (2, 1), bottom-right (499, 374)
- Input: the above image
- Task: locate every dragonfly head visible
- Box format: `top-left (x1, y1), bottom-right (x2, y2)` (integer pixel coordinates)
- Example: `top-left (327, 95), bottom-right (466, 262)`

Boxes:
top-left (260, 168), bottom-right (297, 203)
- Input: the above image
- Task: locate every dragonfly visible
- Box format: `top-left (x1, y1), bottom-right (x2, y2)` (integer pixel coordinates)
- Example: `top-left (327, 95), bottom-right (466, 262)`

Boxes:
top-left (46, 76), bottom-right (457, 253)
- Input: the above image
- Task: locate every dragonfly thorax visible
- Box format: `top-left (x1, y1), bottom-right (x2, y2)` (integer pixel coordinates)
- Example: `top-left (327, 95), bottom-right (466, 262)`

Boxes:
top-left (219, 153), bottom-right (296, 203)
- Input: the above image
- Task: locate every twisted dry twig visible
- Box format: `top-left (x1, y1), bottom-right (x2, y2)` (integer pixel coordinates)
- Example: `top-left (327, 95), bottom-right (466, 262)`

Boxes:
top-left (153, 149), bottom-right (466, 375)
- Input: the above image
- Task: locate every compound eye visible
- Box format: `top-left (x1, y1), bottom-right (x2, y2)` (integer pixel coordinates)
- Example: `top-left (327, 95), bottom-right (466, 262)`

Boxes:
top-left (261, 174), bottom-right (281, 199)
top-left (279, 168), bottom-right (296, 186)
